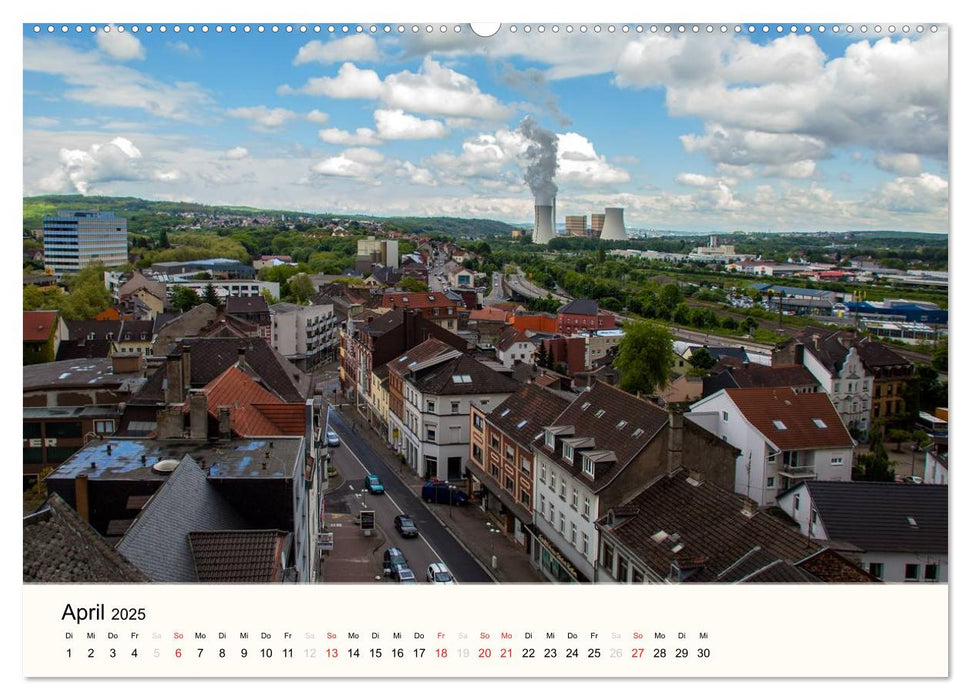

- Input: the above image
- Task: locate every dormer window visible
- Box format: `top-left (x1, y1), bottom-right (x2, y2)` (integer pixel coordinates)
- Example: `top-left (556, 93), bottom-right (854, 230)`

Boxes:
top-left (582, 455), bottom-right (595, 478)
top-left (545, 429), bottom-right (555, 450)
top-left (563, 444), bottom-right (574, 462)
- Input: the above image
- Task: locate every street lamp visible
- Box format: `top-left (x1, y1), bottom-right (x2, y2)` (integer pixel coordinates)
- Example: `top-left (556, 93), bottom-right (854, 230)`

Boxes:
top-left (487, 523), bottom-right (502, 570)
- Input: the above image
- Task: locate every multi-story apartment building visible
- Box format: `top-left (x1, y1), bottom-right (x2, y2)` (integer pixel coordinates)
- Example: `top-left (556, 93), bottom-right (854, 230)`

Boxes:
top-left (775, 329), bottom-right (913, 434)
top-left (380, 292), bottom-right (463, 333)
top-left (495, 326), bottom-right (536, 369)
top-left (387, 339), bottom-right (519, 481)
top-left (468, 383), bottom-right (570, 550)
top-left (687, 387), bottom-right (855, 506)
top-left (270, 301), bottom-right (338, 370)
top-left (555, 299), bottom-right (616, 335)
top-left (43, 210), bottom-right (128, 275)
top-left (530, 382), bottom-right (738, 583)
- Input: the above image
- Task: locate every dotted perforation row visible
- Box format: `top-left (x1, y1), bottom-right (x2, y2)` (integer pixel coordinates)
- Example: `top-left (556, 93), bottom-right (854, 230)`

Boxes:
top-left (31, 23), bottom-right (940, 35)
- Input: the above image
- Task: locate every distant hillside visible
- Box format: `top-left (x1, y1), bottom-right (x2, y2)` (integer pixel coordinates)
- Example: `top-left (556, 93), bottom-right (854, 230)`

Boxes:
top-left (23, 195), bottom-right (514, 240)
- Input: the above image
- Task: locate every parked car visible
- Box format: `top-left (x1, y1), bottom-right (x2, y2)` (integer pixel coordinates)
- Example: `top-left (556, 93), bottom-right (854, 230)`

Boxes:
top-left (365, 474), bottom-right (385, 495)
top-left (382, 547), bottom-right (407, 576)
top-left (326, 429), bottom-right (340, 447)
top-left (902, 475), bottom-right (924, 484)
top-left (393, 566), bottom-right (418, 583)
top-left (426, 562), bottom-right (455, 584)
top-left (394, 514), bottom-right (419, 538)
top-left (421, 481), bottom-right (469, 505)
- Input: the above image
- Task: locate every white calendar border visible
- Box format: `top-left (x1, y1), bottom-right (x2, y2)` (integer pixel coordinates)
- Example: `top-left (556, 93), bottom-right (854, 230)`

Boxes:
top-left (7, 0), bottom-right (964, 694)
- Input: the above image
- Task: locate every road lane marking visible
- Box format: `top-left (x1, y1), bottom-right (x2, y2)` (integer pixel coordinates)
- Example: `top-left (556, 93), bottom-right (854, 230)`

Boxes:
top-left (331, 422), bottom-right (452, 576)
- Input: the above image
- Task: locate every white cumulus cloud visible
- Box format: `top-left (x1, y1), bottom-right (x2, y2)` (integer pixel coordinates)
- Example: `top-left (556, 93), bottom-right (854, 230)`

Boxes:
top-left (226, 147), bottom-right (249, 159)
top-left (38, 136), bottom-right (144, 194)
top-left (374, 109), bottom-right (448, 140)
top-left (556, 132), bottom-right (630, 186)
top-left (305, 109), bottom-right (330, 124)
top-left (226, 106), bottom-right (298, 131)
top-left (281, 62), bottom-right (383, 99)
top-left (95, 26), bottom-right (146, 61)
top-left (875, 152), bottom-right (923, 176)
top-left (294, 35), bottom-right (380, 65)
top-left (318, 127), bottom-right (382, 146)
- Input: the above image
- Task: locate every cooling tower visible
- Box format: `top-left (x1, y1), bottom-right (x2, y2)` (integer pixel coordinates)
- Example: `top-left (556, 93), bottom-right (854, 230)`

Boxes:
top-left (534, 204), bottom-right (555, 245)
top-left (600, 207), bottom-right (627, 241)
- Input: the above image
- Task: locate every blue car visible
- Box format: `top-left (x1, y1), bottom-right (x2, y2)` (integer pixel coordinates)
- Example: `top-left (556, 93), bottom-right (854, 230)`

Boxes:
top-left (365, 474), bottom-right (385, 495)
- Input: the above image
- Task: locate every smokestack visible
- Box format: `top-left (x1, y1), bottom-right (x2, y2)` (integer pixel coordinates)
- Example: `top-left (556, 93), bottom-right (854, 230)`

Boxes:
top-left (600, 207), bottom-right (627, 241)
top-left (667, 411), bottom-right (684, 474)
top-left (534, 205), bottom-right (555, 245)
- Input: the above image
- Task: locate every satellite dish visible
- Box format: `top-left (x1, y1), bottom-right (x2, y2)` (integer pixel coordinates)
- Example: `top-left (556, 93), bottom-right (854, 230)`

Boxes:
top-left (152, 459), bottom-right (180, 474)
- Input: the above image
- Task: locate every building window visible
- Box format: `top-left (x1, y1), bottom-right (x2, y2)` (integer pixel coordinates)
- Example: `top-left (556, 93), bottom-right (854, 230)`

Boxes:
top-left (601, 542), bottom-right (614, 570)
top-left (426, 427), bottom-right (436, 441)
top-left (473, 414), bottom-right (483, 430)
top-left (924, 564), bottom-right (939, 582)
top-left (520, 489), bottom-right (530, 506)
top-left (632, 568), bottom-right (644, 583)
top-left (491, 435), bottom-right (500, 449)
top-left (551, 473), bottom-right (557, 491)
top-left (767, 477), bottom-right (775, 488)
top-left (582, 497), bottom-right (591, 519)
top-left (570, 522), bottom-right (577, 545)
top-left (472, 444), bottom-right (483, 463)
top-left (793, 494), bottom-right (800, 511)
top-left (563, 444), bottom-right (574, 462)
top-left (504, 476), bottom-right (514, 491)
top-left (721, 411), bottom-right (729, 421)
top-left (831, 456), bottom-right (844, 465)
top-left (617, 555), bottom-right (629, 582)
top-left (582, 533), bottom-right (589, 555)
top-left (451, 401), bottom-right (460, 414)
top-left (427, 400), bottom-right (435, 412)
top-left (811, 509), bottom-right (818, 525)
top-left (521, 457), bottom-right (530, 475)
top-left (571, 488), bottom-right (578, 510)
top-left (868, 562), bottom-right (884, 579)
top-left (505, 445), bottom-right (514, 461)
top-left (545, 429), bottom-right (555, 449)
top-left (540, 465), bottom-right (546, 484)
top-left (540, 494), bottom-right (546, 517)
top-left (904, 564), bottom-right (920, 581)
top-left (582, 456), bottom-right (595, 478)
top-left (558, 514), bottom-right (564, 534)
top-left (559, 481), bottom-right (566, 501)
top-left (768, 452), bottom-right (777, 463)
top-left (94, 420), bottom-right (116, 434)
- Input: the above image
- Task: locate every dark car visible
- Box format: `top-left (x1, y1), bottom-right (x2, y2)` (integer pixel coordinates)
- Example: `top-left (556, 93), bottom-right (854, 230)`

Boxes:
top-left (393, 565), bottom-right (418, 583)
top-left (394, 514), bottom-right (419, 538)
top-left (421, 481), bottom-right (469, 505)
top-left (365, 474), bottom-right (385, 495)
top-left (382, 547), bottom-right (407, 576)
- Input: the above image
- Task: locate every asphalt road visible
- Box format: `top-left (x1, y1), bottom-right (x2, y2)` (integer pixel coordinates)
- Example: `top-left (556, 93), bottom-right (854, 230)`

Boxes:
top-left (325, 410), bottom-right (494, 583)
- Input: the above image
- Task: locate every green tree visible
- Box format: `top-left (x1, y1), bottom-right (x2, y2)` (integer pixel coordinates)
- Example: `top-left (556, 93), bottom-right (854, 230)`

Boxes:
top-left (931, 344), bottom-right (947, 373)
top-left (689, 347), bottom-right (717, 371)
top-left (202, 282), bottom-right (221, 308)
top-left (289, 273), bottom-right (315, 304)
top-left (261, 288), bottom-right (279, 306)
top-left (855, 438), bottom-right (896, 482)
top-left (398, 277), bottom-right (429, 293)
top-left (535, 342), bottom-right (550, 369)
top-left (613, 321), bottom-right (675, 395)
top-left (169, 286), bottom-right (202, 312)
top-left (158, 230), bottom-right (170, 249)
top-left (58, 266), bottom-right (112, 320)
top-left (659, 283), bottom-right (683, 310)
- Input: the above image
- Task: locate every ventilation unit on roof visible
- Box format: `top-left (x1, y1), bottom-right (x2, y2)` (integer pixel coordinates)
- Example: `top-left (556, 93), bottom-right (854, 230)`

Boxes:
top-left (152, 459), bottom-right (180, 474)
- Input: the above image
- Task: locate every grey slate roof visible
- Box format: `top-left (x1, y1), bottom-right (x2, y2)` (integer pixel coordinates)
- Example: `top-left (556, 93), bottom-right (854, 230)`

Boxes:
top-left (410, 354), bottom-right (520, 396)
top-left (116, 455), bottom-right (250, 582)
top-left (802, 481), bottom-right (948, 554)
top-left (23, 493), bottom-right (147, 583)
top-left (557, 299), bottom-right (600, 316)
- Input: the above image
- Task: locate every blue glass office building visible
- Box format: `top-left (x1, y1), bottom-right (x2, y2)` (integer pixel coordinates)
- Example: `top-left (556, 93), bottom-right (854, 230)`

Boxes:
top-left (42, 210), bottom-right (128, 275)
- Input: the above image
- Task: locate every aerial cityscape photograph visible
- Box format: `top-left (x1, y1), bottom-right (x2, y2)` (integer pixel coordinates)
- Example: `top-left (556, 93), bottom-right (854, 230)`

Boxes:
top-left (22, 21), bottom-right (948, 593)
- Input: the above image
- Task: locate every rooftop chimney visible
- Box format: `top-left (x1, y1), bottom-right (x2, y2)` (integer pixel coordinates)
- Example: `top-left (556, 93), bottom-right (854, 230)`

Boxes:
top-left (218, 406), bottom-right (232, 439)
top-left (75, 474), bottom-right (90, 523)
top-left (180, 343), bottom-right (192, 393)
top-left (667, 411), bottom-right (684, 474)
top-left (740, 498), bottom-right (759, 518)
top-left (189, 392), bottom-right (208, 440)
top-left (165, 349), bottom-right (185, 404)
top-left (236, 346), bottom-right (246, 366)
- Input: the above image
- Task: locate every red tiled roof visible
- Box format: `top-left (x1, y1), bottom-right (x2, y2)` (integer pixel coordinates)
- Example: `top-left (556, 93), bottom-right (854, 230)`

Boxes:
top-left (23, 311), bottom-right (58, 342)
top-left (725, 387), bottom-right (854, 450)
top-left (380, 292), bottom-right (460, 309)
top-left (469, 307), bottom-right (510, 322)
top-left (196, 365), bottom-right (291, 436)
top-left (252, 404), bottom-right (306, 435)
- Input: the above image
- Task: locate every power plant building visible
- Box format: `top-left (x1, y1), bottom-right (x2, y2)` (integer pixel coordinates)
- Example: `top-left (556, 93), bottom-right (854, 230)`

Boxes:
top-left (599, 207), bottom-right (628, 241)
top-left (42, 210), bottom-right (128, 275)
top-left (590, 213), bottom-right (605, 236)
top-left (565, 215), bottom-right (588, 237)
top-left (533, 204), bottom-right (556, 245)
top-left (356, 237), bottom-right (399, 273)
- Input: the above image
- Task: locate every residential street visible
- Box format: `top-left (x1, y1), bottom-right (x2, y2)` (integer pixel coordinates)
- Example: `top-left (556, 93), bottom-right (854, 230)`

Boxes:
top-left (325, 409), bottom-right (496, 583)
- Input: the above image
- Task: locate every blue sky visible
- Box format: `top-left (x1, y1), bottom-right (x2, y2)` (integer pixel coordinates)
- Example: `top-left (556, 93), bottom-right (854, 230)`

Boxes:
top-left (23, 23), bottom-right (949, 231)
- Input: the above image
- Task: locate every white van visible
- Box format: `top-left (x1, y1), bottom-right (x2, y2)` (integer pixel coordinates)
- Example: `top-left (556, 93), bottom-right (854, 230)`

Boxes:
top-left (426, 562), bottom-right (455, 584)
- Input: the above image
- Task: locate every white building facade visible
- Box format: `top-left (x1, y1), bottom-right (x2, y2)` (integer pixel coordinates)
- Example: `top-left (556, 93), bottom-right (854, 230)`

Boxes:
top-left (270, 301), bottom-right (338, 368)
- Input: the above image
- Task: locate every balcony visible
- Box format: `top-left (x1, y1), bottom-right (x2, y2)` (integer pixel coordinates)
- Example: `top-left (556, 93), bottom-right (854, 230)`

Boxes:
top-left (778, 465), bottom-right (817, 479)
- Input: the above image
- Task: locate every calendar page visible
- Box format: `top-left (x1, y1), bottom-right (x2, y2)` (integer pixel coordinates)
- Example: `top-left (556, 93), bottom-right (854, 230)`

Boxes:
top-left (19, 2), bottom-right (953, 688)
